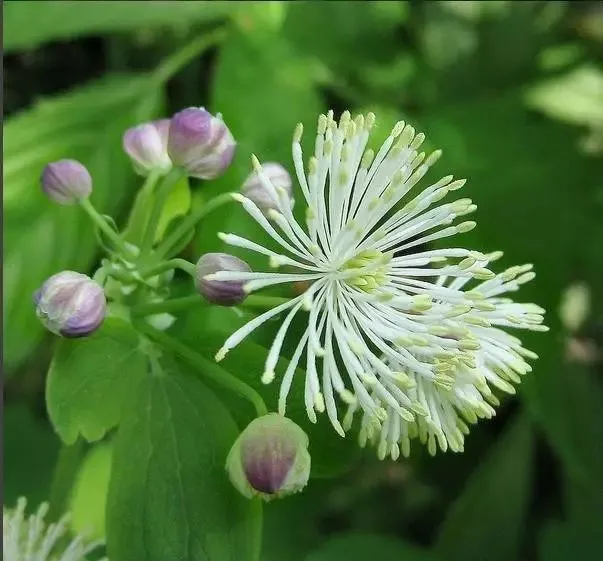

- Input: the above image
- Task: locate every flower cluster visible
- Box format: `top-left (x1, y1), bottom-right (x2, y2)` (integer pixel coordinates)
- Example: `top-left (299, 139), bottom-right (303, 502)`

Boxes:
top-left (36, 106), bottom-right (237, 335)
top-left (35, 103), bottom-right (547, 462)
top-left (206, 110), bottom-right (547, 457)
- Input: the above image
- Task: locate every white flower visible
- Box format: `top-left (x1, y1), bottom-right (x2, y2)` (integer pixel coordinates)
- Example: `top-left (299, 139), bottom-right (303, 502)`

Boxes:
top-left (345, 251), bottom-right (547, 459)
top-left (3, 497), bottom-right (107, 561)
top-left (206, 111), bottom-right (546, 452)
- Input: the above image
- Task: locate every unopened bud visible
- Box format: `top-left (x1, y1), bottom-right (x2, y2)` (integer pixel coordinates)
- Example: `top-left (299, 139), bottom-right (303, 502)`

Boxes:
top-left (122, 119), bottom-right (172, 175)
top-left (168, 107), bottom-right (236, 179)
top-left (241, 162), bottom-right (293, 215)
top-left (195, 253), bottom-right (250, 306)
top-left (226, 413), bottom-right (311, 500)
top-left (33, 271), bottom-right (106, 337)
top-left (41, 160), bottom-right (92, 204)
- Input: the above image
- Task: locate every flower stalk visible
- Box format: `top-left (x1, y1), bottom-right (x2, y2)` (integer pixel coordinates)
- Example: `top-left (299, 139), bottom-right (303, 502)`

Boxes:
top-left (130, 294), bottom-right (291, 318)
top-left (155, 192), bottom-right (236, 259)
top-left (79, 198), bottom-right (135, 259)
top-left (140, 167), bottom-right (186, 254)
top-left (135, 321), bottom-right (268, 417)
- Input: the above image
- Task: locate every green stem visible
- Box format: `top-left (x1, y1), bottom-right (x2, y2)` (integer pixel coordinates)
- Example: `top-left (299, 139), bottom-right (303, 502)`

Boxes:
top-left (140, 167), bottom-right (185, 254)
top-left (150, 29), bottom-right (227, 86)
top-left (125, 170), bottom-right (162, 245)
top-left (92, 266), bottom-right (109, 285)
top-left (156, 192), bottom-right (236, 259)
top-left (79, 198), bottom-right (135, 259)
top-left (139, 258), bottom-right (196, 279)
top-left (131, 295), bottom-right (205, 317)
top-left (131, 294), bottom-right (291, 317)
top-left (135, 322), bottom-right (268, 416)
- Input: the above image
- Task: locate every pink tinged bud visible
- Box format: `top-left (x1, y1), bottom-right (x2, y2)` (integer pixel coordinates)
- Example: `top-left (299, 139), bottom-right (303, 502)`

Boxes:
top-left (41, 160), bottom-right (92, 204)
top-left (167, 107), bottom-right (236, 179)
top-left (195, 252), bottom-right (251, 306)
top-left (122, 119), bottom-right (172, 176)
top-left (34, 271), bottom-right (106, 337)
top-left (241, 162), bottom-right (294, 216)
top-left (226, 414), bottom-right (311, 501)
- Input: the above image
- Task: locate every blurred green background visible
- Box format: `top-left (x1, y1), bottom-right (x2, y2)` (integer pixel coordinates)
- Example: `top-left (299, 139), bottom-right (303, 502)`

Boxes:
top-left (3, 1), bottom-right (603, 560)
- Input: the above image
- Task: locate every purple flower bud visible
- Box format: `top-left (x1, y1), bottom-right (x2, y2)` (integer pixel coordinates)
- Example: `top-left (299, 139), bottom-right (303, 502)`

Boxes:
top-left (226, 413), bottom-right (311, 500)
top-left (195, 253), bottom-right (251, 306)
top-left (168, 107), bottom-right (236, 179)
top-left (41, 160), bottom-right (92, 204)
top-left (122, 119), bottom-right (172, 176)
top-left (34, 271), bottom-right (106, 337)
top-left (241, 162), bottom-right (294, 216)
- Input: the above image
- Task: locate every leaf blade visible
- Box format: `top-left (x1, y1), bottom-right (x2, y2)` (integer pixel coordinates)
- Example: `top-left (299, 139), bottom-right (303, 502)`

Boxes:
top-left (4, 0), bottom-right (237, 52)
top-left (435, 414), bottom-right (534, 561)
top-left (46, 317), bottom-right (148, 445)
top-left (106, 363), bottom-right (262, 561)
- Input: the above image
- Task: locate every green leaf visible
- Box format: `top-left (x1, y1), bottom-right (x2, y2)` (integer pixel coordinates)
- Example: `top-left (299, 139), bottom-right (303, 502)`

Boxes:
top-left (529, 351), bottom-right (603, 487)
top-left (282, 1), bottom-right (406, 75)
top-left (106, 361), bottom-right (262, 561)
top-left (539, 476), bottom-right (603, 561)
top-left (46, 317), bottom-right (148, 445)
top-left (305, 533), bottom-right (437, 561)
top-left (525, 65), bottom-right (603, 126)
top-left (4, 0), bottom-right (237, 53)
top-left (3, 74), bottom-right (163, 372)
top-left (3, 404), bottom-right (61, 508)
top-left (69, 442), bottom-right (113, 540)
top-left (417, 2), bottom-right (546, 103)
top-left (435, 414), bottom-right (534, 561)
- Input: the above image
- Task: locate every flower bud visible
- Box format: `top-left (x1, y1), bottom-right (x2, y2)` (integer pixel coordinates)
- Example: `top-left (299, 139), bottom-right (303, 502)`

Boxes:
top-left (226, 413), bottom-right (311, 500)
top-left (33, 271), bottom-right (106, 337)
top-left (241, 162), bottom-right (293, 215)
top-left (195, 253), bottom-right (251, 306)
top-left (122, 119), bottom-right (172, 176)
top-left (41, 160), bottom-right (92, 204)
top-left (167, 107), bottom-right (236, 179)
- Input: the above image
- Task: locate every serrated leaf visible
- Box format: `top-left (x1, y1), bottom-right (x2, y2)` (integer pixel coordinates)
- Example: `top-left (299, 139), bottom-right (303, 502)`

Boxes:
top-left (3, 74), bottom-right (163, 372)
top-left (435, 414), bottom-right (534, 561)
top-left (305, 533), bottom-right (437, 561)
top-left (69, 442), bottom-right (113, 540)
top-left (106, 362), bottom-right (262, 561)
top-left (46, 317), bottom-right (148, 445)
top-left (4, 0), bottom-right (237, 52)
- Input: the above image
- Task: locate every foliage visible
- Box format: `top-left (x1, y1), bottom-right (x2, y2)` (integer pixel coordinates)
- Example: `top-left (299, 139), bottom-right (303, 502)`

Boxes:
top-left (4, 1), bottom-right (603, 560)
